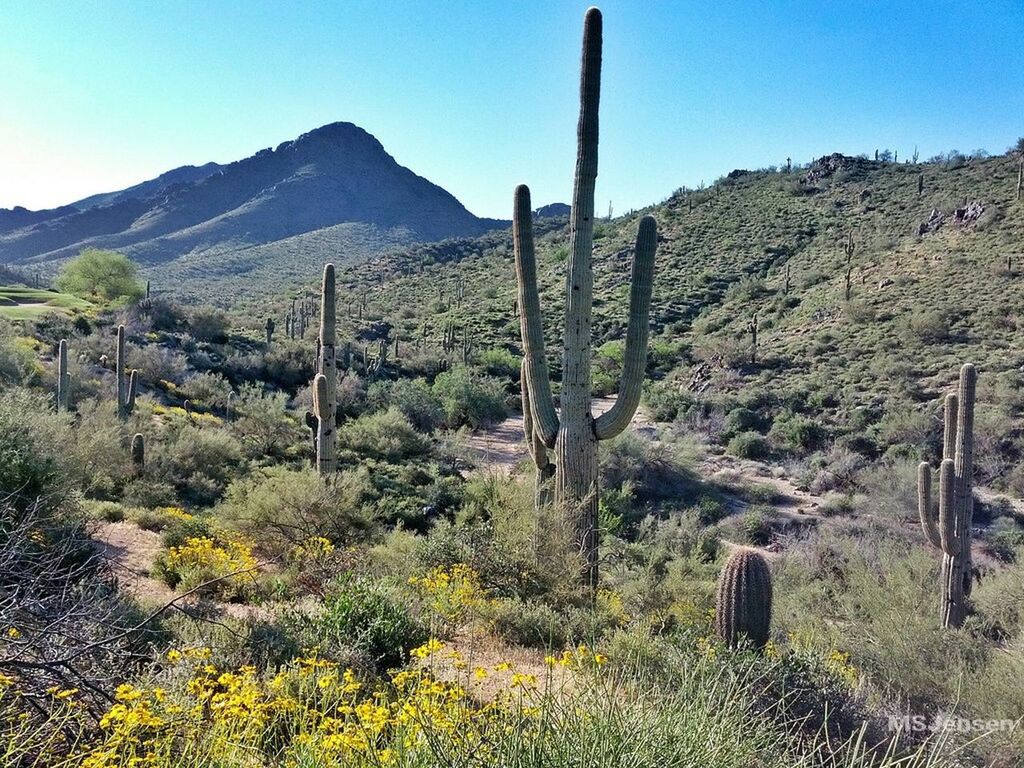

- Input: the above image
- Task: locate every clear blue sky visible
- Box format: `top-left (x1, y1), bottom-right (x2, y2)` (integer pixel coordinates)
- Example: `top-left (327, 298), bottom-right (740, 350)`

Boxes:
top-left (2, 1), bottom-right (1023, 218)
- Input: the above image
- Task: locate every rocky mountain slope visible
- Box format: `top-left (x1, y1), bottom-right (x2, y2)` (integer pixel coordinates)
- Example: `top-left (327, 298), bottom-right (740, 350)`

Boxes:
top-left (0, 122), bottom-right (505, 276)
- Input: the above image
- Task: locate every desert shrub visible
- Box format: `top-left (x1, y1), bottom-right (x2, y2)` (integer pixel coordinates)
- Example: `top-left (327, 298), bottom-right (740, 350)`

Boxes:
top-left (129, 343), bottom-right (190, 386)
top-left (261, 342), bottom-right (315, 389)
top-left (180, 371), bottom-right (233, 409)
top-left (291, 576), bottom-right (427, 670)
top-left (0, 387), bottom-right (75, 503)
top-left (64, 399), bottom-right (134, 498)
top-left (338, 407), bottom-right (430, 460)
top-left (366, 378), bottom-right (444, 432)
top-left (737, 507), bottom-right (774, 546)
top-left (188, 308), bottom-right (230, 343)
top-left (83, 500), bottom-right (128, 523)
top-left (643, 379), bottom-right (694, 423)
top-left (138, 298), bottom-right (185, 331)
top-left (487, 597), bottom-right (568, 648)
top-left (769, 411), bottom-right (825, 454)
top-left (600, 430), bottom-right (696, 507)
top-left (723, 407), bottom-right (762, 437)
top-left (901, 308), bottom-right (951, 344)
top-left (477, 347), bottom-right (520, 379)
top-left (854, 458), bottom-right (919, 523)
top-left (0, 319), bottom-right (38, 383)
top-left (727, 431), bottom-right (769, 459)
top-left (154, 536), bottom-right (257, 599)
top-left (219, 467), bottom-right (376, 557)
top-left (230, 383), bottom-right (299, 458)
top-left (148, 423), bottom-right (246, 506)
top-left (431, 366), bottom-right (507, 428)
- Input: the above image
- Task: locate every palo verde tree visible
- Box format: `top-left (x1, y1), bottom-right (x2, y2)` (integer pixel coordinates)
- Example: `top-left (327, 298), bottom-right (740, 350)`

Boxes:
top-left (56, 249), bottom-right (144, 304)
top-left (514, 6), bottom-right (657, 589)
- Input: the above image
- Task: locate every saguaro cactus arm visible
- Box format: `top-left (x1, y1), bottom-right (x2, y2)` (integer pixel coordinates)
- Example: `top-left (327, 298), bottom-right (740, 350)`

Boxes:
top-left (942, 393), bottom-right (958, 461)
top-left (917, 462), bottom-right (941, 549)
top-left (521, 359), bottom-right (549, 470)
top-left (513, 184), bottom-right (559, 447)
top-left (594, 215), bottom-right (657, 440)
top-left (938, 458), bottom-right (958, 555)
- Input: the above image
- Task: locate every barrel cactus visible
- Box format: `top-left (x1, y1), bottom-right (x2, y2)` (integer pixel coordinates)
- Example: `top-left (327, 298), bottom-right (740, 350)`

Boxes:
top-left (514, 7), bottom-right (657, 588)
top-left (714, 547), bottom-right (773, 650)
top-left (918, 363), bottom-right (976, 628)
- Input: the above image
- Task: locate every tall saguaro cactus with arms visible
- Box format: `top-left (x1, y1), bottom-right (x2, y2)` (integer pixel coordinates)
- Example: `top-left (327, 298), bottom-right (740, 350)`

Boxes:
top-left (918, 363), bottom-right (976, 628)
top-left (514, 7), bottom-right (657, 589)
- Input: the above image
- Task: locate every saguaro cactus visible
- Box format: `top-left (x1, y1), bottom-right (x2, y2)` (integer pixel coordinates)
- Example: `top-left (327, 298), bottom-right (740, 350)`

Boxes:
top-left (116, 325), bottom-right (129, 420)
top-left (714, 547), bottom-right (773, 650)
top-left (917, 363), bottom-right (976, 628)
top-left (312, 374), bottom-right (337, 474)
top-left (265, 317), bottom-right (276, 345)
top-left (515, 7), bottom-right (657, 589)
top-left (131, 433), bottom-right (145, 469)
top-left (313, 265), bottom-right (337, 474)
top-left (521, 359), bottom-right (555, 509)
top-left (56, 339), bottom-right (71, 411)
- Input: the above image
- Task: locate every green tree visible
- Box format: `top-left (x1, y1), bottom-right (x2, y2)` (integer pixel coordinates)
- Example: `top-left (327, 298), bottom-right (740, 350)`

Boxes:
top-left (56, 249), bottom-right (144, 303)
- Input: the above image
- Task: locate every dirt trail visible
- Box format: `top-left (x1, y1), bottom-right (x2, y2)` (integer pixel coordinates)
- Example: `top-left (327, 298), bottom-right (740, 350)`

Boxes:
top-left (91, 520), bottom-right (267, 619)
top-left (469, 396), bottom-right (822, 513)
top-left (92, 521), bottom-right (178, 605)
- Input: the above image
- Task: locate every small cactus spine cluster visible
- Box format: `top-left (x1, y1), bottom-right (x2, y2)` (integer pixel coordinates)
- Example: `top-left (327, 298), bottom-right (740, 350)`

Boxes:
top-left (714, 547), bottom-right (773, 650)
top-left (918, 363), bottom-right (977, 629)
top-left (56, 339), bottom-right (71, 411)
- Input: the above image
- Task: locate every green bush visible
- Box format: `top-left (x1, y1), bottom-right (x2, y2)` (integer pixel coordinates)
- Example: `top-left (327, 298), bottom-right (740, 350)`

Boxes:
top-left (148, 423), bottom-right (246, 506)
top-left (431, 366), bottom-right (507, 428)
top-left (366, 378), bottom-right (444, 432)
top-left (295, 576), bottom-right (427, 670)
top-left (727, 431), bottom-right (769, 459)
top-left (219, 466), bottom-right (376, 557)
top-left (338, 407), bottom-right (430, 461)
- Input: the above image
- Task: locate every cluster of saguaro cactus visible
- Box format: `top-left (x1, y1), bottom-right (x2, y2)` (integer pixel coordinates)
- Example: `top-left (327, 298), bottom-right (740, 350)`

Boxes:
top-left (56, 339), bottom-right (71, 411)
top-left (918, 363), bottom-right (977, 629)
top-left (515, 7), bottom-right (657, 588)
top-left (115, 326), bottom-right (137, 421)
top-left (311, 265), bottom-right (337, 474)
top-left (714, 547), bottom-right (773, 650)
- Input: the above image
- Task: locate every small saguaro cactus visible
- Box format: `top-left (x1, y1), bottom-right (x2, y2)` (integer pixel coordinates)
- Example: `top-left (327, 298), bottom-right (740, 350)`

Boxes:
top-left (56, 339), bottom-right (71, 411)
top-left (918, 173), bottom-right (924, 196)
top-left (515, 7), bottom-right (658, 589)
top-left (917, 363), bottom-right (977, 628)
top-left (127, 370), bottom-right (138, 414)
top-left (312, 374), bottom-right (337, 475)
top-left (714, 547), bottom-right (773, 650)
top-left (747, 313), bottom-right (758, 364)
top-left (265, 317), bottom-right (276, 345)
top-left (131, 433), bottom-right (145, 470)
top-left (116, 325), bottom-right (129, 421)
top-left (226, 391), bottom-right (236, 420)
